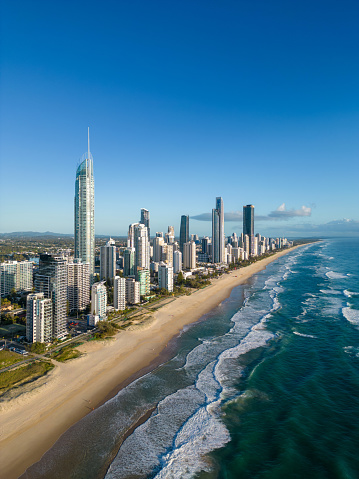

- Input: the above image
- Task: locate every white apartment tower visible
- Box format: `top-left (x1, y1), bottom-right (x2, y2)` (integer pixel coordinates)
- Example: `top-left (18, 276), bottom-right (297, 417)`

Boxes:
top-left (114, 276), bottom-right (126, 311)
top-left (74, 129), bottom-right (95, 275)
top-left (173, 250), bottom-right (182, 273)
top-left (0, 260), bottom-right (33, 297)
top-left (125, 278), bottom-right (140, 305)
top-left (158, 263), bottom-right (174, 292)
top-left (134, 223), bottom-right (150, 270)
top-left (67, 259), bottom-right (90, 312)
top-left (91, 281), bottom-right (107, 320)
top-left (26, 293), bottom-right (53, 343)
top-left (183, 241), bottom-right (196, 270)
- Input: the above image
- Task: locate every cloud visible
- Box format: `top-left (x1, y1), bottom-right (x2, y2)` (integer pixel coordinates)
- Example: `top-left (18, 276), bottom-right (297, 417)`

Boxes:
top-left (264, 219), bottom-right (359, 237)
top-left (191, 204), bottom-right (312, 222)
top-left (268, 203), bottom-right (312, 219)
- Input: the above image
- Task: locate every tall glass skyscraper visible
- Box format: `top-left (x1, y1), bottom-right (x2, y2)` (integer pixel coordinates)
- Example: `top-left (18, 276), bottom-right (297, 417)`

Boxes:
top-left (140, 208), bottom-right (150, 239)
top-left (212, 197), bottom-right (225, 263)
top-left (179, 215), bottom-right (189, 252)
top-left (243, 204), bottom-right (255, 255)
top-left (74, 129), bottom-right (95, 275)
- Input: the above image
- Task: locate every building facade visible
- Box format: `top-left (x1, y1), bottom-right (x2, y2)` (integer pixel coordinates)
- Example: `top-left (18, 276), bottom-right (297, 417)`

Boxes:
top-left (91, 281), bottom-right (107, 320)
top-left (179, 215), bottom-right (189, 252)
top-left (243, 204), bottom-right (254, 256)
top-left (67, 259), bottom-right (90, 312)
top-left (114, 276), bottom-right (126, 311)
top-left (35, 254), bottom-right (67, 339)
top-left (212, 197), bottom-right (225, 263)
top-left (74, 130), bottom-right (95, 275)
top-left (100, 238), bottom-right (116, 280)
top-left (26, 292), bottom-right (53, 343)
top-left (123, 247), bottom-right (135, 277)
top-left (0, 260), bottom-right (33, 297)
top-left (140, 208), bottom-right (150, 239)
top-left (183, 241), bottom-right (196, 270)
top-left (158, 263), bottom-right (174, 292)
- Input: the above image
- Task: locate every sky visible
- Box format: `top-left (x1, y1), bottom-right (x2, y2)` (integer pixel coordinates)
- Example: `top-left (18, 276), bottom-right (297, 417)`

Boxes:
top-left (1, 0), bottom-right (358, 238)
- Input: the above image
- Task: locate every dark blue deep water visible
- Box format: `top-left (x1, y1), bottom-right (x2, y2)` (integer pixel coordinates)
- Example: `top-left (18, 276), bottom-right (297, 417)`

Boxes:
top-left (26, 239), bottom-right (359, 479)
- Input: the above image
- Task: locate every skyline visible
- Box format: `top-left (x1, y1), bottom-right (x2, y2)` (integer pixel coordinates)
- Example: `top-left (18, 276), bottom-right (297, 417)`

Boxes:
top-left (1, 0), bottom-right (358, 237)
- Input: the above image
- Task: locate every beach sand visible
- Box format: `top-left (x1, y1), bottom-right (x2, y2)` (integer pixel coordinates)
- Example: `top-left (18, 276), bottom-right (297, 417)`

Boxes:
top-left (0, 246), bottom-right (304, 479)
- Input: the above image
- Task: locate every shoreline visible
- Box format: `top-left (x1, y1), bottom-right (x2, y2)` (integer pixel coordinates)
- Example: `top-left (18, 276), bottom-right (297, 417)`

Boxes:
top-left (0, 245), bottom-right (310, 479)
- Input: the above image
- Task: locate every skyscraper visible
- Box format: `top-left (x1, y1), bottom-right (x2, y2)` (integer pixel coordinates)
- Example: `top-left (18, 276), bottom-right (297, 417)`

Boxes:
top-left (35, 254), bottom-right (67, 339)
top-left (26, 293), bottom-right (53, 343)
top-left (140, 208), bottom-right (150, 239)
top-left (243, 204), bottom-right (255, 255)
top-left (180, 215), bottom-right (189, 252)
top-left (100, 238), bottom-right (116, 281)
top-left (134, 223), bottom-right (150, 270)
top-left (74, 128), bottom-right (95, 275)
top-left (212, 197), bottom-right (225, 263)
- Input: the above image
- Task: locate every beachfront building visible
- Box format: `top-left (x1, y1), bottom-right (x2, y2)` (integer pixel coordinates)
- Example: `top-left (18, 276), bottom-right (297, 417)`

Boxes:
top-left (123, 247), bottom-right (135, 277)
top-left (136, 268), bottom-right (150, 296)
top-left (180, 215), bottom-right (189, 252)
top-left (90, 281), bottom-right (107, 321)
top-left (183, 241), bottom-right (196, 270)
top-left (161, 243), bottom-right (173, 266)
top-left (26, 293), bottom-right (53, 343)
top-left (34, 254), bottom-right (67, 339)
top-left (173, 250), bottom-right (182, 274)
top-left (100, 238), bottom-right (116, 281)
top-left (158, 263), bottom-right (174, 292)
top-left (114, 276), bottom-right (126, 311)
top-left (74, 129), bottom-right (95, 275)
top-left (134, 223), bottom-right (150, 270)
top-left (125, 278), bottom-right (140, 305)
top-left (67, 259), bottom-right (91, 312)
top-left (243, 204), bottom-right (255, 256)
top-left (0, 260), bottom-right (33, 297)
top-left (140, 208), bottom-right (150, 239)
top-left (212, 197), bottom-right (225, 263)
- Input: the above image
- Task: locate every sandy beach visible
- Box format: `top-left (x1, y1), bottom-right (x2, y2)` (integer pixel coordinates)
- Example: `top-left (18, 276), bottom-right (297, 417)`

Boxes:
top-left (0, 246), bottom-right (304, 479)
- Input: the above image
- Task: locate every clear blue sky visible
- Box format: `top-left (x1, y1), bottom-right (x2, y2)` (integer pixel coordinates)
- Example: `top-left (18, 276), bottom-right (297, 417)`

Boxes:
top-left (1, 0), bottom-right (358, 237)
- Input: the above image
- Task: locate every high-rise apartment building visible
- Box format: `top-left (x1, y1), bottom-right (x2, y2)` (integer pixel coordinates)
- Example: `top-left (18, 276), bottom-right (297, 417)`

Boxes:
top-left (134, 223), bottom-right (150, 270)
top-left (100, 238), bottom-right (116, 281)
top-left (114, 276), bottom-right (126, 311)
top-left (152, 236), bottom-right (165, 263)
top-left (158, 263), bottom-right (174, 292)
top-left (67, 259), bottom-right (90, 312)
top-left (183, 241), bottom-right (196, 269)
top-left (0, 260), bottom-right (33, 297)
top-left (180, 215), bottom-right (189, 252)
top-left (91, 281), bottom-right (107, 320)
top-left (125, 278), bottom-right (140, 305)
top-left (140, 208), bottom-right (150, 239)
top-left (212, 197), bottom-right (225, 263)
top-left (26, 293), bottom-right (53, 343)
top-left (74, 129), bottom-right (95, 275)
top-left (136, 268), bottom-right (150, 296)
top-left (173, 250), bottom-right (182, 273)
top-left (243, 204), bottom-right (254, 256)
top-left (35, 254), bottom-right (67, 339)
top-left (123, 248), bottom-right (135, 277)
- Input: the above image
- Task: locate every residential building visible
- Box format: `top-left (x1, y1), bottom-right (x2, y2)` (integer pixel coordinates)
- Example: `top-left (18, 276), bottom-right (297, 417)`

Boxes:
top-left (67, 259), bottom-right (90, 312)
top-left (212, 197), bottom-right (225, 263)
top-left (243, 204), bottom-right (255, 256)
top-left (152, 236), bottom-right (165, 262)
top-left (114, 276), bottom-right (126, 311)
top-left (140, 208), bottom-right (150, 238)
top-left (74, 129), bottom-right (95, 275)
top-left (91, 281), bottom-right (107, 320)
top-left (134, 223), bottom-right (150, 270)
top-left (0, 260), bottom-right (33, 297)
top-left (173, 250), bottom-right (182, 273)
top-left (183, 241), bottom-right (196, 269)
top-left (136, 268), bottom-right (150, 296)
top-left (35, 254), bottom-right (67, 339)
top-left (123, 247), bottom-right (135, 277)
top-left (158, 263), bottom-right (174, 292)
top-left (26, 292), bottom-right (53, 343)
top-left (180, 215), bottom-right (189, 252)
top-left (100, 238), bottom-right (116, 280)
top-left (126, 278), bottom-right (140, 304)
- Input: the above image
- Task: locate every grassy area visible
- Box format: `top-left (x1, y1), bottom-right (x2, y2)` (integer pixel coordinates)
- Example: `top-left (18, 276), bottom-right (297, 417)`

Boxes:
top-left (0, 350), bottom-right (24, 368)
top-left (50, 344), bottom-right (83, 362)
top-left (0, 360), bottom-right (54, 394)
top-left (0, 323), bottom-right (26, 339)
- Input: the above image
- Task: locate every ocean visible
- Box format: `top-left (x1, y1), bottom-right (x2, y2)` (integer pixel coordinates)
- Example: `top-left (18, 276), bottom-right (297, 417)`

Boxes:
top-left (25, 238), bottom-right (359, 479)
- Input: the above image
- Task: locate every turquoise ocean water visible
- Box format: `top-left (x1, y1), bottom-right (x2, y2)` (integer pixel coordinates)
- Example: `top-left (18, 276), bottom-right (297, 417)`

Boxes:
top-left (25, 239), bottom-right (359, 479)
